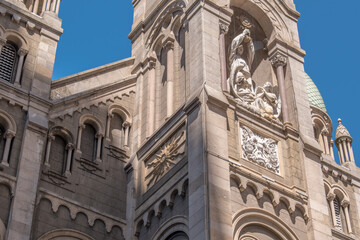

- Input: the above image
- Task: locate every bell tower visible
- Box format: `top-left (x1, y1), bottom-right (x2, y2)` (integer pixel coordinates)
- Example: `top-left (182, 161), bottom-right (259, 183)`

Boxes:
top-left (0, 0), bottom-right (62, 239)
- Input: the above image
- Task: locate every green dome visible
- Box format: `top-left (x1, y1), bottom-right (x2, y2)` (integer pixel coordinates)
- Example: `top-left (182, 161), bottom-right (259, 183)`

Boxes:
top-left (305, 72), bottom-right (327, 112)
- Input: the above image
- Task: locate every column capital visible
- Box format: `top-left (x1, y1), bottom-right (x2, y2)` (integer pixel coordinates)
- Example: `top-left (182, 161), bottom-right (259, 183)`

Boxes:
top-left (122, 121), bottom-right (131, 128)
top-left (108, 113), bottom-right (114, 119)
top-left (96, 132), bottom-right (104, 139)
top-left (18, 48), bottom-right (28, 56)
top-left (321, 129), bottom-right (329, 135)
top-left (79, 124), bottom-right (86, 129)
top-left (341, 199), bottom-right (350, 208)
top-left (0, 37), bottom-right (7, 47)
top-left (327, 192), bottom-right (336, 201)
top-left (164, 38), bottom-right (175, 51)
top-left (48, 134), bottom-right (55, 142)
top-left (4, 130), bottom-right (16, 139)
top-left (270, 53), bottom-right (287, 68)
top-left (219, 23), bottom-right (229, 35)
top-left (66, 143), bottom-right (75, 150)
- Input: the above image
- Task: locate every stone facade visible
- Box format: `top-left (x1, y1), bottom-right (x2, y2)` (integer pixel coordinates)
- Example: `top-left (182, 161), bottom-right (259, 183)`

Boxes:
top-left (0, 0), bottom-right (359, 240)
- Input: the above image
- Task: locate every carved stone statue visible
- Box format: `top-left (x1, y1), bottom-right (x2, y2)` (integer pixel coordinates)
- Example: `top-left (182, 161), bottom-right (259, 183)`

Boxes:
top-left (229, 28), bottom-right (255, 104)
top-left (255, 82), bottom-right (281, 119)
top-left (228, 28), bottom-right (281, 120)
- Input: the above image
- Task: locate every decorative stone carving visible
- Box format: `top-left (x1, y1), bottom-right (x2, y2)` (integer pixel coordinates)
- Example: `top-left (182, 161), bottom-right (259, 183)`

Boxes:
top-left (240, 126), bottom-right (280, 174)
top-left (145, 130), bottom-right (186, 187)
top-left (228, 29), bottom-right (281, 120)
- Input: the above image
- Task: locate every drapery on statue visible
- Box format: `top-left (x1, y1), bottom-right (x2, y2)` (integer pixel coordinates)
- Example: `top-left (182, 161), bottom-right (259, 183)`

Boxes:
top-left (228, 29), bottom-right (281, 120)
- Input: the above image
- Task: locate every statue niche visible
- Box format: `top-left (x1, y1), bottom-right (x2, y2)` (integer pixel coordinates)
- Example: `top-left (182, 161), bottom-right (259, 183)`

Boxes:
top-left (227, 12), bottom-right (281, 120)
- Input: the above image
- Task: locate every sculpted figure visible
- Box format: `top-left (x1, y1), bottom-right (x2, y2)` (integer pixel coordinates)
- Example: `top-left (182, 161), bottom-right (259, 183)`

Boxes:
top-left (255, 82), bottom-right (281, 119)
top-left (229, 29), bottom-right (255, 104)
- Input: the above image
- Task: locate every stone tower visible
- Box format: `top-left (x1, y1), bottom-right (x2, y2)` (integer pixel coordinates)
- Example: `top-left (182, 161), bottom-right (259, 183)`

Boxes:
top-left (0, 0), bottom-right (359, 239)
top-left (0, 0), bottom-right (62, 239)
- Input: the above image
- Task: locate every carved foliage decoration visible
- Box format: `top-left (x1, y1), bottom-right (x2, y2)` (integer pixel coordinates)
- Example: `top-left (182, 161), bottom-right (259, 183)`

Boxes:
top-left (145, 130), bottom-right (186, 187)
top-left (241, 126), bottom-right (280, 174)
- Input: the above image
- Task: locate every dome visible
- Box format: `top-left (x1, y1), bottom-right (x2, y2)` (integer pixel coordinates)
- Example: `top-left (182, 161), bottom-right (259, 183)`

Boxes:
top-left (305, 73), bottom-right (327, 112)
top-left (335, 119), bottom-right (352, 142)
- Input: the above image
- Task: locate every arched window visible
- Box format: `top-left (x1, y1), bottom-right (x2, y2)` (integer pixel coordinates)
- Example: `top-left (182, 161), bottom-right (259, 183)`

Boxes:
top-left (50, 135), bottom-right (67, 175)
top-left (110, 113), bottom-right (124, 149)
top-left (0, 42), bottom-right (17, 83)
top-left (81, 123), bottom-right (97, 161)
top-left (333, 196), bottom-right (342, 230)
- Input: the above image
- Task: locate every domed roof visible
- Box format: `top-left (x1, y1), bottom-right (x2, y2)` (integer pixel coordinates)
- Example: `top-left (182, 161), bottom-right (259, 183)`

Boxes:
top-left (335, 119), bottom-right (352, 142)
top-left (305, 73), bottom-right (327, 112)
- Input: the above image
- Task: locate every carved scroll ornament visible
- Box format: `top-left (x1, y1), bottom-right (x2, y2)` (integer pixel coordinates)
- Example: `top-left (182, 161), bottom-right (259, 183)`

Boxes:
top-left (241, 126), bottom-right (280, 174)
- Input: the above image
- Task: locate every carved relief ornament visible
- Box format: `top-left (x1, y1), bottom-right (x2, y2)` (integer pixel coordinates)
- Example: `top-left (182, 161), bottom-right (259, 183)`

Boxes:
top-left (241, 126), bottom-right (280, 174)
top-left (145, 130), bottom-right (186, 187)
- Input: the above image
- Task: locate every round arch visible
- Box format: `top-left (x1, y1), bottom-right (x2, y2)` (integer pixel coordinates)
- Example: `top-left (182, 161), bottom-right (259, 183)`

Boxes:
top-left (0, 110), bottom-right (17, 134)
top-left (37, 229), bottom-right (95, 240)
top-left (229, 0), bottom-right (290, 42)
top-left (151, 215), bottom-right (189, 240)
top-left (108, 104), bottom-right (132, 125)
top-left (4, 29), bottom-right (29, 51)
top-left (49, 126), bottom-right (74, 144)
top-left (233, 208), bottom-right (300, 240)
top-left (79, 114), bottom-right (104, 135)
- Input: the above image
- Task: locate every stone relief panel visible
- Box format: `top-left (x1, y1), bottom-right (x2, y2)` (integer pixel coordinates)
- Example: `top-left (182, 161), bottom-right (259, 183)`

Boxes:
top-left (145, 128), bottom-right (186, 188)
top-left (240, 126), bottom-right (280, 174)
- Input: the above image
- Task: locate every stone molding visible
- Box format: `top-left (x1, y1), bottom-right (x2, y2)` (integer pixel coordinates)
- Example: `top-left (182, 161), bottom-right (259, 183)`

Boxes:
top-left (233, 208), bottom-right (301, 240)
top-left (150, 215), bottom-right (189, 240)
top-left (38, 229), bottom-right (95, 240)
top-left (230, 167), bottom-right (309, 214)
top-left (37, 188), bottom-right (126, 233)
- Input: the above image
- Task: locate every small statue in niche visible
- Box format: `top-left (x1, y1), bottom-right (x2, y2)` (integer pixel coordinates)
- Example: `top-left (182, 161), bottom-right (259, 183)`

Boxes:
top-left (228, 28), bottom-right (281, 120)
top-left (229, 28), bottom-right (255, 104)
top-left (255, 82), bottom-right (281, 119)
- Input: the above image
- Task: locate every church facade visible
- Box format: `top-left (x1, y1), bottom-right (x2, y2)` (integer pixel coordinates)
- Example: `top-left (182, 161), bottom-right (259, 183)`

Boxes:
top-left (0, 0), bottom-right (359, 239)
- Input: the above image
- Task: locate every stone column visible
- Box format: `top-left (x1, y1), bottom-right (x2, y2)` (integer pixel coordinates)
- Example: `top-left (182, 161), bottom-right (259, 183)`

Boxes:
top-left (50, 0), bottom-right (56, 12)
top-left (165, 38), bottom-right (175, 119)
top-left (123, 122), bottom-right (130, 147)
top-left (76, 124), bottom-right (85, 153)
top-left (327, 193), bottom-right (337, 227)
top-left (0, 37), bottom-right (7, 53)
top-left (270, 53), bottom-right (290, 125)
top-left (32, 0), bottom-right (39, 14)
top-left (342, 140), bottom-right (349, 163)
top-left (41, 0), bottom-right (47, 14)
top-left (1, 130), bottom-right (15, 166)
top-left (95, 133), bottom-right (103, 161)
top-left (65, 143), bottom-right (74, 175)
top-left (44, 134), bottom-right (55, 166)
top-left (147, 57), bottom-right (156, 138)
top-left (219, 23), bottom-right (229, 92)
top-left (338, 140), bottom-right (345, 164)
top-left (341, 200), bottom-right (352, 234)
top-left (106, 113), bottom-right (113, 141)
top-left (347, 141), bottom-right (355, 163)
top-left (46, 0), bottom-right (51, 11)
top-left (55, 0), bottom-right (61, 14)
top-left (330, 140), bottom-right (335, 160)
top-left (322, 132), bottom-right (330, 155)
top-left (14, 48), bottom-right (28, 86)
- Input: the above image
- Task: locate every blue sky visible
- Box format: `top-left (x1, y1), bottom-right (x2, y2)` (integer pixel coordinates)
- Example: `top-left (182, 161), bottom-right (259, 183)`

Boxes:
top-left (53, 1), bottom-right (360, 166)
